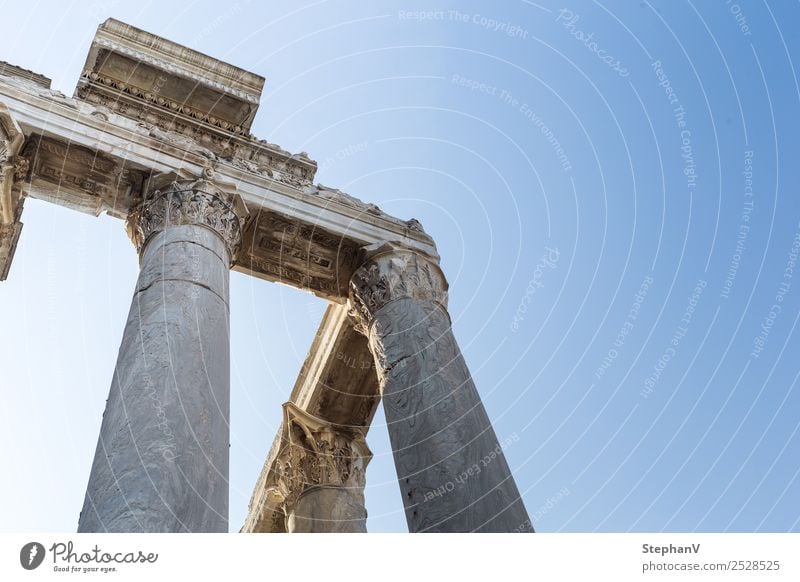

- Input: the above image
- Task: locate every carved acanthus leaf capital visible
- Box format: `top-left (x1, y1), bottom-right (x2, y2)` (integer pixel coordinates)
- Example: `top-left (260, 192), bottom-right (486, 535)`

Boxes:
top-left (0, 102), bottom-right (23, 166)
top-left (348, 241), bottom-right (448, 334)
top-left (11, 156), bottom-right (29, 180)
top-left (0, 103), bottom-right (25, 227)
top-left (126, 174), bottom-right (242, 257)
top-left (268, 403), bottom-right (372, 513)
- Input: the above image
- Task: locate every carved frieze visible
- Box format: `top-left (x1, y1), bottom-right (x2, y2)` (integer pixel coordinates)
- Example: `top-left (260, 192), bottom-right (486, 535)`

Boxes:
top-left (304, 185), bottom-right (428, 237)
top-left (237, 210), bottom-right (360, 299)
top-left (0, 61), bottom-right (51, 89)
top-left (0, 23), bottom-right (440, 293)
top-left (0, 133), bottom-right (7, 166)
top-left (76, 79), bottom-right (318, 189)
top-left (310, 184), bottom-right (382, 216)
top-left (12, 156), bottom-right (29, 180)
top-left (19, 136), bottom-right (136, 217)
top-left (74, 19), bottom-right (318, 189)
top-left (224, 148), bottom-right (316, 188)
top-left (79, 70), bottom-right (250, 135)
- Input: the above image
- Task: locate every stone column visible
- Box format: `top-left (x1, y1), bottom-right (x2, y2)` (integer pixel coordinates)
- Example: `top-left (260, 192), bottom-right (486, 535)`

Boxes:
top-left (78, 171), bottom-right (241, 532)
top-left (348, 242), bottom-right (533, 532)
top-left (269, 403), bottom-right (371, 533)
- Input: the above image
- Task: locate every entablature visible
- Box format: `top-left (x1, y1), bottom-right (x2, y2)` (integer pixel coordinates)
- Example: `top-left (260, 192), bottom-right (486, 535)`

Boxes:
top-left (0, 18), bottom-right (437, 297)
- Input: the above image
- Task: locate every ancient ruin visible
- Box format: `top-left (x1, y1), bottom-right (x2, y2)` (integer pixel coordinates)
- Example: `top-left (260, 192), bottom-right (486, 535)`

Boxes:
top-left (0, 19), bottom-right (532, 533)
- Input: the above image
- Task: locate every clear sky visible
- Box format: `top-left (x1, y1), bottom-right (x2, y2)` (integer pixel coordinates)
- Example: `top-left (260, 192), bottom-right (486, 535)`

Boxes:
top-left (1, 0), bottom-right (799, 533)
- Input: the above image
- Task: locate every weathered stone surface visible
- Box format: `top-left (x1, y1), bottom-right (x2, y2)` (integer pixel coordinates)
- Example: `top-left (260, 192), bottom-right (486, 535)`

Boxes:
top-left (78, 183), bottom-right (238, 532)
top-left (242, 304), bottom-right (380, 533)
top-left (0, 221), bottom-right (22, 281)
top-left (126, 169), bottom-right (242, 257)
top-left (349, 243), bottom-right (533, 532)
top-left (254, 403), bottom-right (371, 533)
top-left (0, 28), bottom-right (436, 295)
top-left (3, 18), bottom-right (533, 534)
top-left (288, 487), bottom-right (367, 533)
top-left (77, 19), bottom-right (264, 137)
top-left (0, 61), bottom-right (51, 89)
top-left (0, 101), bottom-right (25, 280)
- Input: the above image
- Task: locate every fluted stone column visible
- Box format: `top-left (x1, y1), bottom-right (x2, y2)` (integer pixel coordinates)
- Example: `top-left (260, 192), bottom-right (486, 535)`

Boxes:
top-left (270, 404), bottom-right (371, 533)
top-left (78, 172), bottom-right (241, 532)
top-left (348, 242), bottom-right (533, 532)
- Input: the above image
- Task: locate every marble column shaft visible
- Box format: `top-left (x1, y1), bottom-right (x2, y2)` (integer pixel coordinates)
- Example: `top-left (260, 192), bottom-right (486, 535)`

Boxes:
top-left (287, 487), bottom-right (368, 533)
top-left (78, 176), bottom-right (240, 532)
top-left (349, 242), bottom-right (533, 532)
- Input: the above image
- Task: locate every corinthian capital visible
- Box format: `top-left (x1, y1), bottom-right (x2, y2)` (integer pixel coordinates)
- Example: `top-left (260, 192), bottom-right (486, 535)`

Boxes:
top-left (348, 241), bottom-right (448, 333)
top-left (268, 403), bottom-right (372, 513)
top-left (126, 171), bottom-right (242, 257)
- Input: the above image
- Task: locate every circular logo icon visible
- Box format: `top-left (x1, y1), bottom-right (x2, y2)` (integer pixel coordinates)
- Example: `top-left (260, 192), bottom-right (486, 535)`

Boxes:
top-left (20, 542), bottom-right (45, 570)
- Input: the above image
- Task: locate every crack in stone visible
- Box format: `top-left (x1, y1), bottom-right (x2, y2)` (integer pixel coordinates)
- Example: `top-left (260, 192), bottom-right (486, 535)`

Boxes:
top-left (152, 237), bottom-right (228, 264)
top-left (384, 354), bottom-right (413, 375)
top-left (136, 277), bottom-right (229, 308)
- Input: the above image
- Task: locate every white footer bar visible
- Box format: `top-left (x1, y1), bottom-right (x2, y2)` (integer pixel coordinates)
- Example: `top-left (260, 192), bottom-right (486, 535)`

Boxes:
top-left (2, 533), bottom-right (797, 581)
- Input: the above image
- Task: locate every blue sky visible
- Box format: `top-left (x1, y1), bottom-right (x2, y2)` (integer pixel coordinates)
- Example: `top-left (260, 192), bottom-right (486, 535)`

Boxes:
top-left (1, 0), bottom-right (799, 532)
